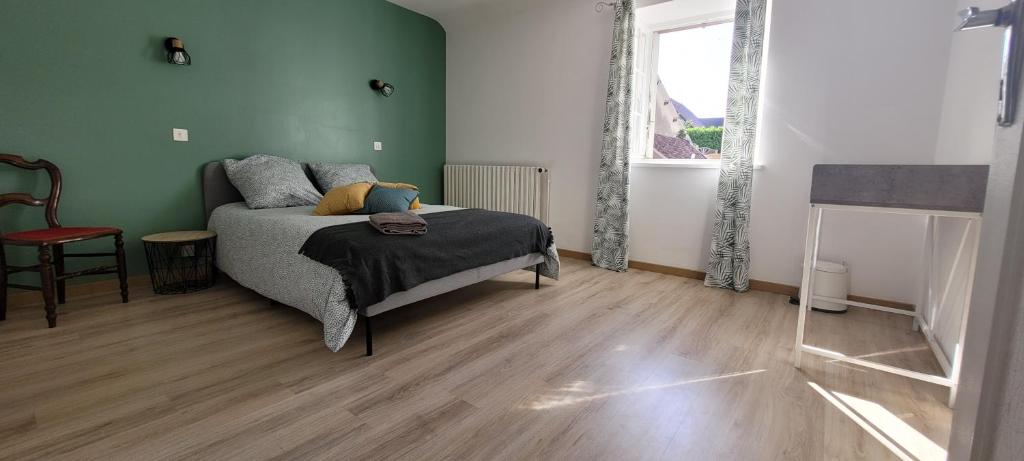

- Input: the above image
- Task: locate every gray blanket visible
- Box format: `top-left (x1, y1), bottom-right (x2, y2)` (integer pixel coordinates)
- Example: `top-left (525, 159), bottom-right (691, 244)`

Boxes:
top-left (300, 209), bottom-right (553, 309)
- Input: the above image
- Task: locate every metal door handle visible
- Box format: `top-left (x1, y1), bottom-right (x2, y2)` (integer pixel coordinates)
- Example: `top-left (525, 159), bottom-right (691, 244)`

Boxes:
top-left (957, 6), bottom-right (1009, 30)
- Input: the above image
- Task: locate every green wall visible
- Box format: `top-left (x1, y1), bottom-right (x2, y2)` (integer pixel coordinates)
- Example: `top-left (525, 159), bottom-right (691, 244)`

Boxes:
top-left (0, 0), bottom-right (445, 284)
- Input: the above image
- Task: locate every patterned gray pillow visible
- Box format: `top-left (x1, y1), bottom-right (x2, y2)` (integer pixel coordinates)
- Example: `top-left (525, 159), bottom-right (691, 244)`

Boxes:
top-left (223, 155), bottom-right (323, 209)
top-left (308, 162), bottom-right (378, 192)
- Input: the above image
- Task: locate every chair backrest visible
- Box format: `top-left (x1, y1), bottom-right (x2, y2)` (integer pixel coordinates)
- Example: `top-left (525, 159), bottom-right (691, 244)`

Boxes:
top-left (0, 153), bottom-right (63, 228)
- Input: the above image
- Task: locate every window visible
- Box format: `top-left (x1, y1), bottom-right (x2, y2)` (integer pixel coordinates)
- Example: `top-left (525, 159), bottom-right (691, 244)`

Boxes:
top-left (632, 19), bottom-right (734, 162)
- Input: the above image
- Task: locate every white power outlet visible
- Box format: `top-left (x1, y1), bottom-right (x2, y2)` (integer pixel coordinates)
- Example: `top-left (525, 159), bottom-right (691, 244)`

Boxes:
top-left (172, 128), bottom-right (189, 142)
top-left (373, 141), bottom-right (383, 151)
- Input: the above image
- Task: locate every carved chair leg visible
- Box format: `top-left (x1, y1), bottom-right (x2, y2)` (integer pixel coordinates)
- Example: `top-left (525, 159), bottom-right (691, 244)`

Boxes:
top-left (38, 245), bottom-right (57, 328)
top-left (54, 244), bottom-right (66, 304)
top-left (1, 245), bottom-right (7, 321)
top-left (115, 234), bottom-right (129, 303)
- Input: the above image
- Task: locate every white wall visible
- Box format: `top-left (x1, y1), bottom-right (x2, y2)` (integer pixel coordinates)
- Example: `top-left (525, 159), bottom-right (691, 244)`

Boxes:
top-left (923, 218), bottom-right (983, 363)
top-left (446, 0), bottom-right (611, 253)
top-left (746, 0), bottom-right (954, 302)
top-left (935, 0), bottom-right (1004, 166)
top-left (946, 35), bottom-right (1024, 461)
top-left (923, 0), bottom-right (1003, 368)
top-left (446, 0), bottom-right (960, 303)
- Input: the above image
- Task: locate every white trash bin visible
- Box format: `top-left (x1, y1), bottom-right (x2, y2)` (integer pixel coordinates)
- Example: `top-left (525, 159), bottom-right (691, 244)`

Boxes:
top-left (810, 260), bottom-right (849, 313)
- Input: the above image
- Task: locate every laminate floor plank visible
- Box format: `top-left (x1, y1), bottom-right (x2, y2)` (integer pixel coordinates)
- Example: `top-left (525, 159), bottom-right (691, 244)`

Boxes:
top-left (0, 259), bottom-right (951, 460)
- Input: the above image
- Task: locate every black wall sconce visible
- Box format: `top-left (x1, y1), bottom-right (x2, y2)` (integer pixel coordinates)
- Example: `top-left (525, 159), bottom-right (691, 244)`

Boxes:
top-left (369, 79), bottom-right (395, 97)
top-left (164, 37), bottom-right (192, 65)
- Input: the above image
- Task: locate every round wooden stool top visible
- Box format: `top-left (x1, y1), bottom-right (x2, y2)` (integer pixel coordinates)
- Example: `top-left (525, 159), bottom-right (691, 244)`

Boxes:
top-left (141, 230), bottom-right (217, 243)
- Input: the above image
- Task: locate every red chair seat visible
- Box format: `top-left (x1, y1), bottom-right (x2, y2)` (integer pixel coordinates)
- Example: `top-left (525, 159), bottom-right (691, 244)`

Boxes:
top-left (2, 226), bottom-right (120, 245)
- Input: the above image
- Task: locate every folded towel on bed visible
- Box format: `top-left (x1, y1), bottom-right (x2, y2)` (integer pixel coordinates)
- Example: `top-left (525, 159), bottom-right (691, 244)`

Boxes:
top-left (368, 211), bottom-right (427, 235)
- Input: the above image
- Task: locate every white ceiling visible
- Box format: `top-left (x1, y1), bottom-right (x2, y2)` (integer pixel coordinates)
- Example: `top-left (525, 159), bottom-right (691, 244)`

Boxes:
top-left (387, 0), bottom-right (680, 28)
top-left (386, 0), bottom-right (501, 26)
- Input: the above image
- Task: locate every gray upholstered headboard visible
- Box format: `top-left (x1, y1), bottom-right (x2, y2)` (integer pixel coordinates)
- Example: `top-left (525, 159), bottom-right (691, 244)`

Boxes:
top-left (202, 161), bottom-right (245, 223)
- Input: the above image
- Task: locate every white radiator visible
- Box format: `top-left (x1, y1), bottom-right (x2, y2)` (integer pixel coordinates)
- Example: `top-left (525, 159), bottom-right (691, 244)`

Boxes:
top-left (443, 164), bottom-right (550, 223)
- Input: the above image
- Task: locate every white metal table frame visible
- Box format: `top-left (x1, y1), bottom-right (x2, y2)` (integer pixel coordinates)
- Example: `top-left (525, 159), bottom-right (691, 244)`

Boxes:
top-left (793, 203), bottom-right (982, 407)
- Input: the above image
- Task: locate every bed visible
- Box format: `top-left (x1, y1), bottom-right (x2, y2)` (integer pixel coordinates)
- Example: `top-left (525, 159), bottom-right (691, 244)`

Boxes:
top-left (202, 161), bottom-right (560, 354)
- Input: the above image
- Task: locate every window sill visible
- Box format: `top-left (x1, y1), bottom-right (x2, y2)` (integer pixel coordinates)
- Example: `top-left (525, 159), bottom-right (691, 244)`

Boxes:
top-left (630, 159), bottom-right (764, 169)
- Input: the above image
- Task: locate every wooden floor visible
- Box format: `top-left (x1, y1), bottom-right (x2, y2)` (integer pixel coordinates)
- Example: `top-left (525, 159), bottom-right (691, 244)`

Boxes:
top-left (0, 258), bottom-right (951, 460)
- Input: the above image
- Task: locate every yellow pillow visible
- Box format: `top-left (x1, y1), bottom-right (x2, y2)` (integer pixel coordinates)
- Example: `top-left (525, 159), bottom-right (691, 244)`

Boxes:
top-left (376, 182), bottom-right (421, 209)
top-left (313, 182), bottom-right (374, 216)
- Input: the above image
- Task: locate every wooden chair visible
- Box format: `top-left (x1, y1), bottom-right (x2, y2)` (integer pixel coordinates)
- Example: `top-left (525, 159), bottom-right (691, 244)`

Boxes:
top-left (0, 154), bottom-right (128, 327)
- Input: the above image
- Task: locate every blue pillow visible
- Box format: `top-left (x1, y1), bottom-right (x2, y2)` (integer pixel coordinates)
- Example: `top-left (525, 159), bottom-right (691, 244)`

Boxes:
top-left (359, 185), bottom-right (420, 214)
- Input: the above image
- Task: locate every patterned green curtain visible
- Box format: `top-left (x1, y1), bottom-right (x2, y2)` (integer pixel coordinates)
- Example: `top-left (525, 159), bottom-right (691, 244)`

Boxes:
top-left (704, 0), bottom-right (767, 291)
top-left (592, 0), bottom-right (635, 272)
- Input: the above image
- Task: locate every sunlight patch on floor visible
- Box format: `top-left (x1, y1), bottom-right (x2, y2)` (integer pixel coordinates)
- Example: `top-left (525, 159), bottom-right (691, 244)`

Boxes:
top-left (523, 369), bottom-right (766, 410)
top-left (808, 382), bottom-right (946, 461)
top-left (823, 346), bottom-right (933, 374)
top-left (828, 345), bottom-right (931, 362)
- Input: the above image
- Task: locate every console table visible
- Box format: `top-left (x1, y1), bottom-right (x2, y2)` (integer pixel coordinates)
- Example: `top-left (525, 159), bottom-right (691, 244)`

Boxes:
top-left (793, 164), bottom-right (989, 407)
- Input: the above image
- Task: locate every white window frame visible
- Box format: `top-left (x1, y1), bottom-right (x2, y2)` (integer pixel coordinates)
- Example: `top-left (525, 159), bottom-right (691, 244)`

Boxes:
top-left (630, 21), bottom-right (657, 165)
top-left (632, 15), bottom-right (736, 168)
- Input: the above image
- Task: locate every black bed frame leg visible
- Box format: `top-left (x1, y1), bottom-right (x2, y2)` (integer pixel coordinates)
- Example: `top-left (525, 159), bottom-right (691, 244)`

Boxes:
top-left (535, 264), bottom-right (540, 290)
top-left (364, 315), bottom-right (373, 356)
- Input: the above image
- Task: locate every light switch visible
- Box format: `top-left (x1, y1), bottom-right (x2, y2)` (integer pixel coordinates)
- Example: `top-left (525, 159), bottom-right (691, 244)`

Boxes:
top-left (373, 141), bottom-right (383, 151)
top-left (172, 128), bottom-right (189, 142)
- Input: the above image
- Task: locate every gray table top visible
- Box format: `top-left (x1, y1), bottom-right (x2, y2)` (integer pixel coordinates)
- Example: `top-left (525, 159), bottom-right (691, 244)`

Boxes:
top-left (810, 164), bottom-right (989, 213)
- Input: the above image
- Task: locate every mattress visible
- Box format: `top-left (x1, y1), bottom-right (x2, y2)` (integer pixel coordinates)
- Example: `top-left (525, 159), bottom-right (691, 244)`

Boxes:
top-left (207, 203), bottom-right (560, 352)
